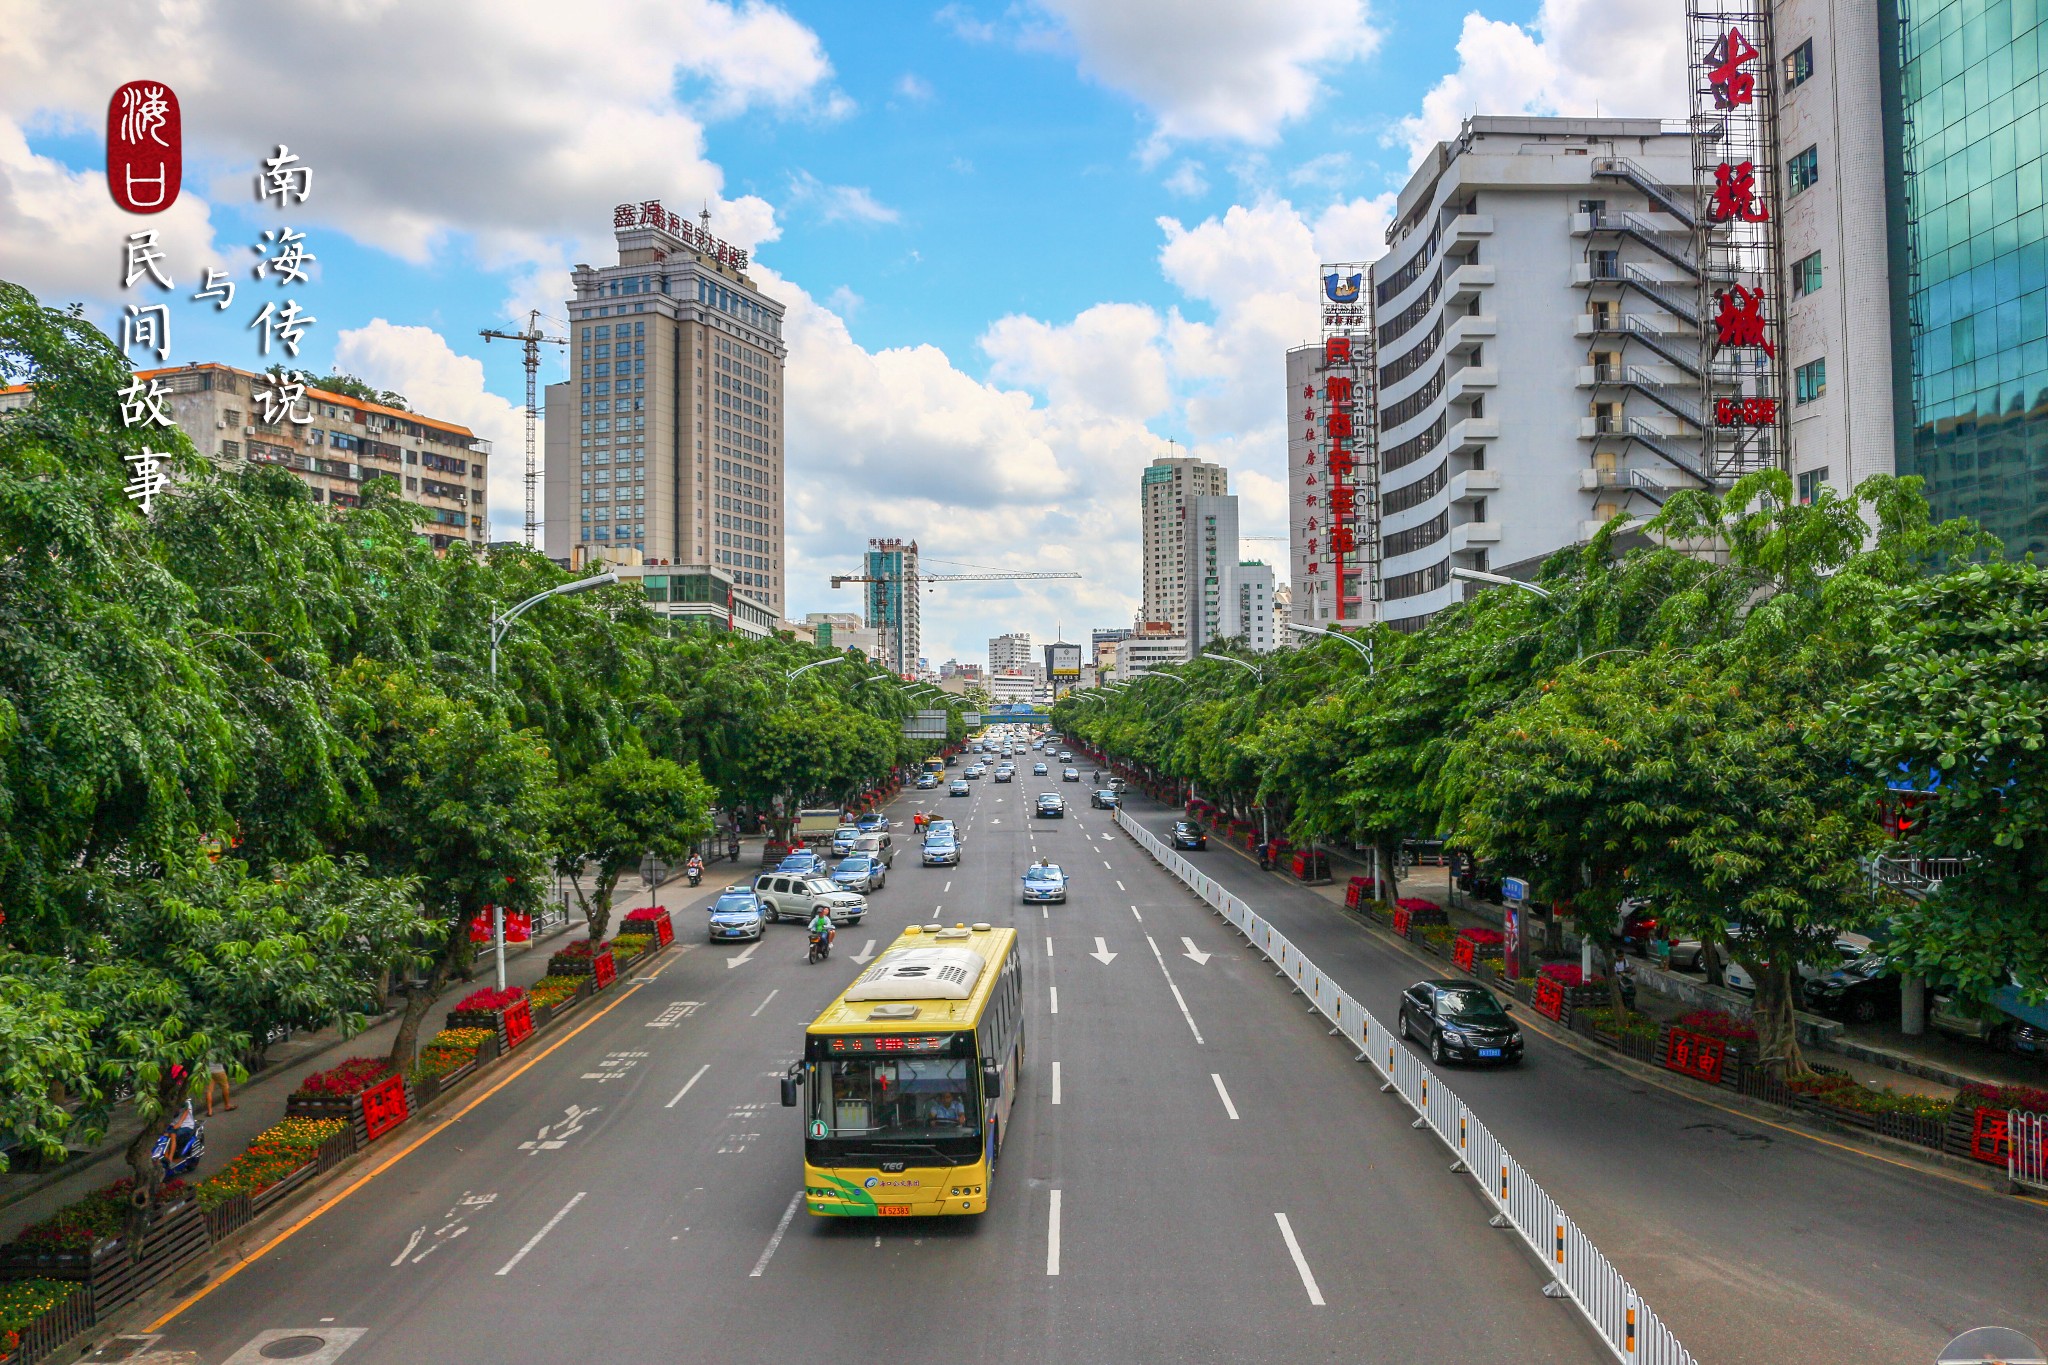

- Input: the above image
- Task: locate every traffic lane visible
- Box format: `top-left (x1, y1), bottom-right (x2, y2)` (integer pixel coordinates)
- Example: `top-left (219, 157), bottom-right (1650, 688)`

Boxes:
top-left (1029, 837), bottom-right (1605, 1362)
top-left (1122, 797), bottom-right (2048, 1363)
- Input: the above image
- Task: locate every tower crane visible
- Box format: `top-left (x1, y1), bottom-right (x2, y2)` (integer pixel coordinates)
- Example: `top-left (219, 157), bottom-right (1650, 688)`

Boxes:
top-left (828, 570), bottom-right (1083, 588)
top-left (480, 310), bottom-right (568, 547)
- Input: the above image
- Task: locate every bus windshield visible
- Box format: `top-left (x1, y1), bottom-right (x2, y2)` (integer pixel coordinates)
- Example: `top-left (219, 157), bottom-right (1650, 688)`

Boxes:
top-left (809, 1054), bottom-right (980, 1142)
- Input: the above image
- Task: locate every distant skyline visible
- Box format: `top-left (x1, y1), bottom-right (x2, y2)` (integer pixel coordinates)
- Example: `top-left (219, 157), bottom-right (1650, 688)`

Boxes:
top-left (0, 0), bottom-right (1688, 662)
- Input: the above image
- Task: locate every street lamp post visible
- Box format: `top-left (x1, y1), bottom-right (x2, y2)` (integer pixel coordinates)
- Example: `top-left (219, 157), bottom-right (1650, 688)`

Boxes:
top-left (1448, 566), bottom-right (1552, 600)
top-left (1284, 620), bottom-right (1374, 670)
top-left (486, 569), bottom-right (617, 991)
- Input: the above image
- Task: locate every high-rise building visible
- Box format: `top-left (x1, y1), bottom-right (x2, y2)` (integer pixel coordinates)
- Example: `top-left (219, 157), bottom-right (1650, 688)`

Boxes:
top-left (543, 199), bottom-right (787, 615)
top-left (1141, 455), bottom-right (1227, 635)
top-left (804, 611), bottom-right (882, 658)
top-left (1271, 581), bottom-right (1293, 643)
top-left (1227, 561), bottom-right (1276, 652)
top-left (1765, 0), bottom-right (1899, 509)
top-left (864, 538), bottom-right (920, 674)
top-left (1882, 0), bottom-right (2047, 556)
top-left (1284, 344), bottom-right (1337, 623)
top-left (1184, 493), bottom-right (1241, 652)
top-left (1118, 623), bottom-right (1191, 680)
top-left (0, 363), bottom-right (489, 549)
top-left (1369, 117), bottom-right (1703, 629)
top-left (989, 631), bottom-right (1034, 675)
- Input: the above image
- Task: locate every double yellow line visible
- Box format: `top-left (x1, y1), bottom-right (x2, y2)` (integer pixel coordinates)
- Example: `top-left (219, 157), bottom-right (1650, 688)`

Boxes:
top-left (149, 948), bottom-right (690, 1330)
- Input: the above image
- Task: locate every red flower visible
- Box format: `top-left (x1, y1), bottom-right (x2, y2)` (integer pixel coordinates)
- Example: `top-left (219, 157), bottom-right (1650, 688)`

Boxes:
top-left (1677, 1009), bottom-right (1759, 1044)
top-left (453, 986), bottom-right (526, 1012)
top-left (294, 1056), bottom-right (395, 1097)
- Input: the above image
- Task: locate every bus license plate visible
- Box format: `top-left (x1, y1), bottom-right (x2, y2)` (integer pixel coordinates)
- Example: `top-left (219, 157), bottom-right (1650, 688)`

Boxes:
top-left (1479, 1048), bottom-right (1502, 1058)
top-left (878, 1205), bottom-right (911, 1216)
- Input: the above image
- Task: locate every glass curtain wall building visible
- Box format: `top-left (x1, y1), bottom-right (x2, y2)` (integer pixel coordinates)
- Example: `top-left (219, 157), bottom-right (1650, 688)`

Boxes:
top-left (1886, 0), bottom-right (2048, 556)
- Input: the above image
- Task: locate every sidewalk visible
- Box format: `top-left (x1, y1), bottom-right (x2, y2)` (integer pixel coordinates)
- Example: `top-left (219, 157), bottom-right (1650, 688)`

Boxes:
top-left (0, 852), bottom-right (762, 1242)
top-left (1187, 809), bottom-right (2044, 1097)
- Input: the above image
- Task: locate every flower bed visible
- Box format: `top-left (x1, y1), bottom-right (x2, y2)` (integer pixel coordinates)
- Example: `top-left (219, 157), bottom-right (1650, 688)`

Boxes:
top-left (451, 986), bottom-right (524, 1013)
top-left (0, 1279), bottom-right (90, 1365)
top-left (1415, 924), bottom-right (1455, 957)
top-left (621, 906), bottom-right (674, 947)
top-left (1676, 1008), bottom-right (1759, 1044)
top-left (528, 974), bottom-right (587, 1010)
top-left (197, 1118), bottom-right (351, 1211)
top-left (610, 932), bottom-right (655, 965)
top-left (293, 1056), bottom-right (395, 1098)
top-left (411, 1027), bottom-right (494, 1086)
top-left (446, 987), bottom-right (531, 1054)
top-left (1960, 1081), bottom-right (2048, 1117)
top-left (286, 1057), bottom-right (411, 1145)
top-left (0, 1180), bottom-right (208, 1324)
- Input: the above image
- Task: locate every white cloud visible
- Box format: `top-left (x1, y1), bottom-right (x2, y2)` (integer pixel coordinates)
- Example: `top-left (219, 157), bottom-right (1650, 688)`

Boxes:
top-left (1394, 0), bottom-right (1688, 166)
top-left (787, 170), bottom-right (901, 226)
top-left (1027, 0), bottom-right (1382, 145)
top-left (1163, 161), bottom-right (1210, 198)
top-left (981, 303), bottom-right (1172, 422)
top-left (894, 73), bottom-right (935, 102)
top-left (0, 0), bottom-right (842, 293)
top-left (825, 285), bottom-right (864, 319)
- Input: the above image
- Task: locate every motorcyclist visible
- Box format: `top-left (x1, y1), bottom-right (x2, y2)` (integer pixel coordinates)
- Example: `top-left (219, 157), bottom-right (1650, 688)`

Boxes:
top-left (685, 852), bottom-right (704, 884)
top-left (807, 907), bottom-right (835, 953)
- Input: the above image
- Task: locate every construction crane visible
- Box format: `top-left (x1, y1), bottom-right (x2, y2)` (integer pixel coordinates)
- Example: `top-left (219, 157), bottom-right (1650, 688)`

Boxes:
top-left (480, 311), bottom-right (567, 547)
top-left (829, 570), bottom-right (1082, 588)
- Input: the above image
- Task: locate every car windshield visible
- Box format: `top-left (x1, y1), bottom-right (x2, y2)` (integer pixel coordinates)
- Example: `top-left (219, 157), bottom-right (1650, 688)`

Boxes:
top-left (836, 826), bottom-right (858, 838)
top-left (839, 857), bottom-right (872, 872)
top-left (1842, 955), bottom-right (1889, 979)
top-left (1026, 865), bottom-right (1062, 881)
top-left (1437, 989), bottom-right (1511, 1025)
top-left (804, 878), bottom-right (840, 896)
top-left (712, 893), bottom-right (756, 914)
top-left (810, 1055), bottom-right (980, 1140)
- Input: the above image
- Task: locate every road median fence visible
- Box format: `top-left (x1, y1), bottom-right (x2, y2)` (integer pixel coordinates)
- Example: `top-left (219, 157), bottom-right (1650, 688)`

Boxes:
top-left (1117, 808), bottom-right (1697, 1365)
top-left (0, 907), bottom-right (680, 1363)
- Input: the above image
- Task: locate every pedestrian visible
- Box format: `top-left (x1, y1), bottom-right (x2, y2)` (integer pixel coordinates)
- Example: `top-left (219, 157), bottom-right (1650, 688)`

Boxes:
top-left (205, 1060), bottom-right (236, 1114)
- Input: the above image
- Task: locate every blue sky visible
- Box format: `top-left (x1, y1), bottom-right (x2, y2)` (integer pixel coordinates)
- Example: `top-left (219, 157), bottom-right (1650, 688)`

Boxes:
top-left (0, 0), bottom-right (1686, 664)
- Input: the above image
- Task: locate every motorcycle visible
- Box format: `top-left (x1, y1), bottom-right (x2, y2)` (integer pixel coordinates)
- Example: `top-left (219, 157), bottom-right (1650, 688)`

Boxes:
top-left (151, 1110), bottom-right (206, 1181)
top-left (686, 863), bottom-right (703, 888)
top-left (808, 930), bottom-right (832, 964)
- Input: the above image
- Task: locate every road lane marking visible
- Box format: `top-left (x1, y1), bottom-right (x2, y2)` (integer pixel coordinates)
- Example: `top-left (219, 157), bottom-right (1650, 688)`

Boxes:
top-left (945, 880), bottom-right (952, 893)
top-left (1052, 1061), bottom-right (1062, 1105)
top-left (1131, 905), bottom-right (1142, 922)
top-left (391, 1227), bottom-right (423, 1266)
top-left (749, 1192), bottom-right (804, 1278)
top-left (1211, 1073), bottom-right (1239, 1121)
top-left (1045, 936), bottom-right (1053, 956)
top-left (1115, 880), bottom-right (1125, 891)
top-left (1145, 936), bottom-right (1204, 1044)
top-left (495, 1191), bottom-right (586, 1276)
top-left (750, 989), bottom-right (779, 1018)
top-left (1088, 937), bottom-right (1117, 965)
top-left (1181, 937), bottom-right (1212, 965)
top-left (1049, 986), bottom-right (1059, 1014)
top-left (1274, 1213), bottom-right (1325, 1304)
top-left (664, 1063), bottom-right (710, 1109)
top-left (726, 941), bottom-right (760, 969)
top-left (1102, 860), bottom-right (1112, 870)
top-left (1046, 1189), bottom-right (1063, 1276)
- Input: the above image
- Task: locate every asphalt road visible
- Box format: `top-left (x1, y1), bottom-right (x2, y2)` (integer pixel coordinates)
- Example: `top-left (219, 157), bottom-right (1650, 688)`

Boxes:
top-left (1118, 793), bottom-right (2048, 1365)
top-left (146, 767), bottom-right (1610, 1365)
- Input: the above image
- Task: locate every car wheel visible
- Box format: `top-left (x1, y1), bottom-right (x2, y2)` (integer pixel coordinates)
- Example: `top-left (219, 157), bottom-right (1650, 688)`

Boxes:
top-left (1430, 1032), bottom-right (1447, 1065)
top-left (1852, 997), bottom-right (1880, 1024)
top-left (1399, 1010), bottom-right (1411, 1041)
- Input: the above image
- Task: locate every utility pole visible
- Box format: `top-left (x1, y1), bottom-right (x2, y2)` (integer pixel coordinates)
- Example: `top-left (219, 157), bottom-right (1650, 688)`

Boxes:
top-left (480, 311), bottom-right (567, 547)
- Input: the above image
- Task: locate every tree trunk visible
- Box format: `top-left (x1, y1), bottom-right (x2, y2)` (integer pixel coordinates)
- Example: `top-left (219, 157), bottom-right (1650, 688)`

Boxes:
top-left (387, 923), bottom-right (472, 1070)
top-left (1602, 942), bottom-right (1627, 1017)
top-left (585, 873), bottom-right (620, 945)
top-left (123, 1069), bottom-right (187, 1241)
top-left (1742, 955), bottom-right (1810, 1079)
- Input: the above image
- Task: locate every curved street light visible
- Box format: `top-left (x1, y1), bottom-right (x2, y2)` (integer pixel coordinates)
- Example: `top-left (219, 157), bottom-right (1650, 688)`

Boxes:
top-left (786, 655), bottom-right (848, 683)
top-left (1448, 566), bottom-right (1553, 600)
top-left (1284, 620), bottom-right (1374, 668)
top-left (490, 571), bottom-right (618, 680)
top-left (1200, 651), bottom-right (1262, 680)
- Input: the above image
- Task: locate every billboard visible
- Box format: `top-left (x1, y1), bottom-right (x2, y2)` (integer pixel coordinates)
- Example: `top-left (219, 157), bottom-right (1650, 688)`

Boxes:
top-left (1045, 642), bottom-right (1082, 678)
top-left (901, 709), bottom-right (949, 739)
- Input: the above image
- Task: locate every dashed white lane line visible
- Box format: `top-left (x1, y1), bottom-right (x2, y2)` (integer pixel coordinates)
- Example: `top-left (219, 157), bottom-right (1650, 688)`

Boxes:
top-left (664, 1063), bottom-right (710, 1109)
top-left (750, 989), bottom-right (779, 1018)
top-left (495, 1192), bottom-right (586, 1276)
top-left (1116, 880), bottom-right (1126, 891)
top-left (1211, 1073), bottom-right (1240, 1121)
top-left (1046, 1189), bottom-right (1063, 1276)
top-left (1145, 935), bottom-right (1204, 1044)
top-left (1102, 860), bottom-right (1113, 870)
top-left (1049, 985), bottom-right (1059, 1014)
top-left (1052, 1061), bottom-right (1062, 1105)
top-left (749, 1192), bottom-right (804, 1278)
top-left (1045, 936), bottom-right (1053, 956)
top-left (945, 880), bottom-right (952, 893)
top-left (1131, 905), bottom-right (1143, 922)
top-left (1274, 1213), bottom-right (1326, 1305)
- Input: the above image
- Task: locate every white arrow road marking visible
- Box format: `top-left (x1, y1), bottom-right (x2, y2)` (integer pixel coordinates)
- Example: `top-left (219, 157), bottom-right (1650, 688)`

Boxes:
top-left (1089, 937), bottom-right (1117, 965)
top-left (392, 1227), bottom-right (424, 1266)
top-left (495, 1192), bottom-right (586, 1276)
top-left (1181, 937), bottom-right (1212, 966)
top-left (850, 938), bottom-right (877, 964)
top-left (726, 941), bottom-right (760, 969)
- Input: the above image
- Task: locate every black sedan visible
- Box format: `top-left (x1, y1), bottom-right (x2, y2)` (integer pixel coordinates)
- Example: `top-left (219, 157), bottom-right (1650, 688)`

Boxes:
top-left (1398, 979), bottom-right (1523, 1066)
top-left (1034, 794), bottom-right (1066, 819)
top-left (1802, 955), bottom-right (1901, 1023)
top-left (1170, 821), bottom-right (1207, 850)
top-left (1090, 789), bottom-right (1119, 809)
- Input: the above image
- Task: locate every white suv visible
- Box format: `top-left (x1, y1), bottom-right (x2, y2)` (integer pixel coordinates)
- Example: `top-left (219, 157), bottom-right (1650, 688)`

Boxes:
top-left (752, 873), bottom-right (866, 925)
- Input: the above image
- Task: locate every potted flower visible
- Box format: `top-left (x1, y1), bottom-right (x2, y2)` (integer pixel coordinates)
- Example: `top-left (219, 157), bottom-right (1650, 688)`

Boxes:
top-left (446, 985), bottom-right (533, 1054)
top-left (548, 938), bottom-right (618, 989)
top-left (0, 1178), bottom-right (205, 1322)
top-left (621, 905), bottom-right (675, 948)
top-left (527, 973), bottom-right (590, 1027)
top-left (408, 1027), bottom-right (497, 1104)
top-left (286, 1056), bottom-right (411, 1146)
top-left (0, 1279), bottom-right (91, 1365)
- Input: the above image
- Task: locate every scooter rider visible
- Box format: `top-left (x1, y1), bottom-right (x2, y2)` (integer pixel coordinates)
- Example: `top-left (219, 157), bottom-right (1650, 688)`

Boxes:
top-left (685, 852), bottom-right (704, 885)
top-left (807, 906), bottom-right (835, 952)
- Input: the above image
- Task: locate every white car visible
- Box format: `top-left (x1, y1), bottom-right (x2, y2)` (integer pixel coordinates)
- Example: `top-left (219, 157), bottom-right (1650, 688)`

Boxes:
top-left (752, 872), bottom-right (866, 925)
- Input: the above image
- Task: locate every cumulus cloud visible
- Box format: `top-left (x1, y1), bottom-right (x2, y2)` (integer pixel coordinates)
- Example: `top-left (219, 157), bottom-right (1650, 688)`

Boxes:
top-left (330, 320), bottom-right (528, 536)
top-left (1394, 0), bottom-right (1688, 165)
top-left (786, 170), bottom-right (902, 226)
top-left (894, 73), bottom-right (935, 102)
top-left (982, 303), bottom-right (1173, 422)
top-left (1163, 161), bottom-right (1210, 198)
top-left (1025, 0), bottom-right (1382, 146)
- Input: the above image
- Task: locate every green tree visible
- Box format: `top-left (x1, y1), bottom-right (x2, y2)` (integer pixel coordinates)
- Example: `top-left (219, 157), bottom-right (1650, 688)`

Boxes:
top-left (554, 752), bottom-right (715, 944)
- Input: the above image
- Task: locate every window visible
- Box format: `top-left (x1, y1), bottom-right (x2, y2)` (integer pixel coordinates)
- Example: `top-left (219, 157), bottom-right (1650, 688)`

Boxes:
top-left (1797, 468), bottom-right (1829, 505)
top-left (1784, 40), bottom-right (1814, 89)
top-left (1795, 357), bottom-right (1827, 404)
top-left (1792, 251), bottom-right (1823, 298)
top-left (1787, 146), bottom-right (1820, 195)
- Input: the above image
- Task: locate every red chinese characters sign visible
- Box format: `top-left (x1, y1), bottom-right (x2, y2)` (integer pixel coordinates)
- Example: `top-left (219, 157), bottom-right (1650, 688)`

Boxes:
top-left (1713, 283), bottom-right (1776, 358)
top-left (1662, 1027), bottom-right (1728, 1085)
top-left (1709, 161), bottom-right (1768, 223)
top-left (1707, 27), bottom-right (1760, 108)
top-left (592, 945), bottom-right (618, 989)
top-left (1533, 976), bottom-right (1567, 1022)
top-left (1715, 397), bottom-right (1778, 427)
top-left (360, 1074), bottom-right (410, 1141)
top-left (107, 81), bottom-right (181, 214)
top-left (503, 998), bottom-right (535, 1050)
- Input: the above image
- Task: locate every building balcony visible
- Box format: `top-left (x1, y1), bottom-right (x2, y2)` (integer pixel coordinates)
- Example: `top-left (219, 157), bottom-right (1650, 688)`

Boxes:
top-left (1446, 263), bottom-right (1495, 303)
top-left (1570, 210), bottom-right (1690, 238)
top-left (1579, 414), bottom-right (1625, 439)
top-left (1449, 417), bottom-right (1499, 454)
top-left (1449, 469), bottom-right (1502, 503)
top-left (1444, 314), bottom-right (1496, 354)
top-left (1577, 364), bottom-right (1625, 387)
top-left (1445, 366), bottom-right (1498, 405)
top-left (1448, 213), bottom-right (1495, 245)
top-left (1449, 522), bottom-right (1501, 553)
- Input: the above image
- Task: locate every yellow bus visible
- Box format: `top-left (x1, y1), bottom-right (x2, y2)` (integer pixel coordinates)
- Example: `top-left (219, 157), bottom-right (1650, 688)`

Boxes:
top-left (781, 922), bottom-right (1023, 1216)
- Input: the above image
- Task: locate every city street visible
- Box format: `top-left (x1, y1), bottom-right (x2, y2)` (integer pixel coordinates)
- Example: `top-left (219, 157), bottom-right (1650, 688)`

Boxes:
top-left (144, 779), bottom-right (1607, 1365)
top-left (1119, 794), bottom-right (2048, 1365)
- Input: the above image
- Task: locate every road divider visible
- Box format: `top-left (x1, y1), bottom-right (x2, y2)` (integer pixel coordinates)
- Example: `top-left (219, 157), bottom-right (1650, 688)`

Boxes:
top-left (1117, 808), bottom-right (1696, 1365)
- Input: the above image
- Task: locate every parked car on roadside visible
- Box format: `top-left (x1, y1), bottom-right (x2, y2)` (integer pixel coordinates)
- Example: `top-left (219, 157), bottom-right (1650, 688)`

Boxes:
top-left (1802, 955), bottom-right (1901, 1023)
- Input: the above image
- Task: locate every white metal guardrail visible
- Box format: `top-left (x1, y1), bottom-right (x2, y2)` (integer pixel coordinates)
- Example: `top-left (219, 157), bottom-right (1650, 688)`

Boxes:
top-left (1118, 808), bottom-right (1698, 1365)
top-left (2013, 1111), bottom-right (2048, 1193)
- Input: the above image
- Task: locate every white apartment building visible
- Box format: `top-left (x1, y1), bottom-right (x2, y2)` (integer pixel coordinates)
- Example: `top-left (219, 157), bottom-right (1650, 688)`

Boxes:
top-left (988, 672), bottom-right (1045, 705)
top-left (805, 611), bottom-right (883, 658)
top-left (1284, 343), bottom-right (1341, 623)
top-left (543, 200), bottom-right (788, 616)
top-left (1141, 455), bottom-right (1227, 635)
top-left (1116, 629), bottom-right (1191, 680)
top-left (1228, 561), bottom-right (1276, 652)
top-left (1773, 0), bottom-right (1897, 504)
top-left (1184, 493), bottom-right (1240, 652)
top-left (988, 631), bottom-right (1035, 676)
top-left (1370, 116), bottom-right (1705, 628)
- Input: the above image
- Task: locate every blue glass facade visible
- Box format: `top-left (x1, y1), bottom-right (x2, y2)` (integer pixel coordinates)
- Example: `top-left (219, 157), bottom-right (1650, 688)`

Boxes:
top-left (1891, 0), bottom-right (2048, 556)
